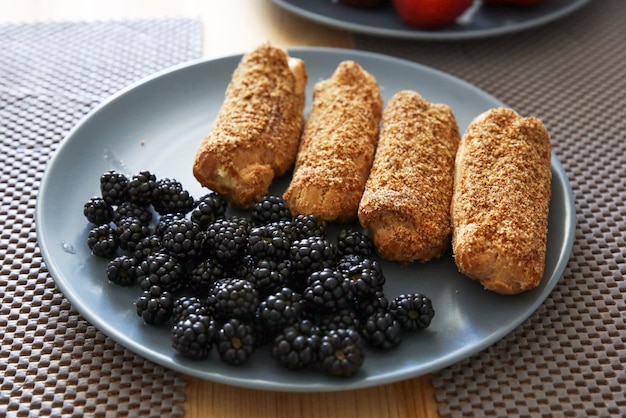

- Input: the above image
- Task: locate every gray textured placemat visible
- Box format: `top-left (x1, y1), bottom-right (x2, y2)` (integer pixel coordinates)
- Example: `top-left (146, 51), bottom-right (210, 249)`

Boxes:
top-left (0, 19), bottom-right (202, 417)
top-left (356, 1), bottom-right (625, 416)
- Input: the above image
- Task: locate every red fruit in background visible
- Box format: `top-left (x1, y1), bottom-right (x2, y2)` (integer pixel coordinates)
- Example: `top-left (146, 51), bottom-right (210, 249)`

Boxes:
top-left (339, 0), bottom-right (388, 7)
top-left (392, 0), bottom-right (474, 29)
top-left (483, 0), bottom-right (546, 5)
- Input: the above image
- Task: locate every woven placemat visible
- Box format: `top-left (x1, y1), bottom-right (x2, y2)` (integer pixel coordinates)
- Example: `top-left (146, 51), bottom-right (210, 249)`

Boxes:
top-left (356, 1), bottom-right (625, 416)
top-left (0, 19), bottom-right (202, 417)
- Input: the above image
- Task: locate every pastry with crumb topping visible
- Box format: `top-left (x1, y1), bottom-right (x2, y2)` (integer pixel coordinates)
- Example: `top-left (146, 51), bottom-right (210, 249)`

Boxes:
top-left (451, 107), bottom-right (551, 295)
top-left (358, 90), bottom-right (460, 263)
top-left (193, 43), bottom-right (307, 208)
top-left (283, 61), bottom-right (383, 222)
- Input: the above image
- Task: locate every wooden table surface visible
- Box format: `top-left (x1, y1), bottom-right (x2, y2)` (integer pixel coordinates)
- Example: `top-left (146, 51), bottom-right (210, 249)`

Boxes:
top-left (0, 1), bottom-right (439, 417)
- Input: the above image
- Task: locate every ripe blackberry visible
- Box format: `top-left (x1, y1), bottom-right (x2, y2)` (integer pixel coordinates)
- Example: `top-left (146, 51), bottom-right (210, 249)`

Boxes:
top-left (317, 309), bottom-right (361, 333)
top-left (113, 201), bottom-right (153, 226)
top-left (83, 197), bottom-right (114, 225)
top-left (171, 313), bottom-right (217, 359)
top-left (303, 268), bottom-right (352, 314)
top-left (100, 170), bottom-right (129, 205)
top-left (204, 218), bottom-right (248, 261)
top-left (155, 213), bottom-right (185, 237)
top-left (360, 311), bottom-right (402, 350)
top-left (390, 293), bottom-right (435, 331)
top-left (133, 234), bottom-right (162, 261)
top-left (271, 319), bottom-right (321, 370)
top-left (216, 318), bottom-right (256, 365)
top-left (126, 170), bottom-right (157, 206)
top-left (152, 177), bottom-right (195, 215)
top-left (269, 219), bottom-right (297, 242)
top-left (207, 278), bottom-right (259, 320)
top-left (342, 257), bottom-right (385, 298)
top-left (190, 192), bottom-right (228, 228)
top-left (291, 214), bottom-right (327, 239)
top-left (336, 228), bottom-right (374, 259)
top-left (248, 224), bottom-right (291, 261)
top-left (116, 217), bottom-right (152, 252)
top-left (172, 296), bottom-right (211, 324)
top-left (161, 218), bottom-right (203, 260)
top-left (354, 290), bottom-right (390, 321)
top-left (136, 251), bottom-right (186, 293)
top-left (187, 258), bottom-right (228, 297)
top-left (134, 285), bottom-right (174, 325)
top-left (87, 224), bottom-right (118, 259)
top-left (318, 327), bottom-right (365, 377)
top-left (228, 254), bottom-right (255, 283)
top-left (251, 195), bottom-right (291, 225)
top-left (290, 237), bottom-right (335, 279)
top-left (250, 259), bottom-right (291, 297)
top-left (106, 254), bottom-right (137, 286)
top-left (257, 287), bottom-right (305, 336)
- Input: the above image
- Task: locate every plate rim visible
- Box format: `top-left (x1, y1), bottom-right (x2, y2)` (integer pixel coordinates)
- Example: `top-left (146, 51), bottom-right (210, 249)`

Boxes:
top-left (35, 47), bottom-right (577, 391)
top-left (271, 0), bottom-right (591, 40)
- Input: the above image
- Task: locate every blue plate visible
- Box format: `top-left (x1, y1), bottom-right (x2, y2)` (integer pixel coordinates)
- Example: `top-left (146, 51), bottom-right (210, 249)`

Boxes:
top-left (36, 48), bottom-right (575, 391)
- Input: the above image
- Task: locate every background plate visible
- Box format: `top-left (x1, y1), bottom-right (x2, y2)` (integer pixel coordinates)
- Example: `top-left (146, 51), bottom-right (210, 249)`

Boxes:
top-left (36, 47), bottom-right (575, 391)
top-left (272, 0), bottom-right (590, 40)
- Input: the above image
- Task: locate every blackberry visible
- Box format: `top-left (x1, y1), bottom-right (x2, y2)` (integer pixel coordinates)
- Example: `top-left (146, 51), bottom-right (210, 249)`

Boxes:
top-left (292, 214), bottom-right (327, 239)
top-left (116, 217), bottom-right (152, 252)
top-left (134, 285), bottom-right (174, 325)
top-left (317, 309), bottom-right (361, 333)
top-left (207, 278), bottom-right (259, 320)
top-left (354, 290), bottom-right (390, 321)
top-left (303, 268), bottom-right (352, 314)
top-left (360, 311), bottom-right (402, 350)
top-left (389, 293), bottom-right (435, 331)
top-left (161, 218), bottom-right (203, 260)
top-left (230, 215), bottom-right (251, 234)
top-left (290, 237), bottom-right (335, 279)
top-left (336, 254), bottom-right (363, 275)
top-left (257, 287), bottom-right (305, 336)
top-left (106, 254), bottom-right (137, 286)
top-left (126, 170), bottom-right (157, 206)
top-left (171, 313), bottom-right (217, 359)
top-left (113, 201), bottom-right (153, 226)
top-left (250, 259), bottom-right (291, 297)
top-left (318, 327), bottom-right (365, 377)
top-left (187, 258), bottom-right (228, 297)
top-left (342, 257), bottom-right (385, 298)
top-left (247, 224), bottom-right (291, 261)
top-left (100, 170), bottom-right (129, 205)
top-left (190, 192), bottom-right (228, 228)
top-left (155, 213), bottom-right (185, 237)
top-left (216, 318), bottom-right (256, 365)
top-left (336, 229), bottom-right (374, 259)
top-left (152, 177), bottom-right (195, 215)
top-left (172, 296), bottom-right (211, 324)
top-left (136, 251), bottom-right (186, 293)
top-left (204, 218), bottom-right (248, 261)
top-left (87, 224), bottom-right (118, 259)
top-left (83, 197), bottom-right (114, 225)
top-left (269, 219), bottom-right (297, 242)
top-left (271, 319), bottom-right (321, 370)
top-left (251, 195), bottom-right (291, 225)
top-left (133, 234), bottom-right (162, 261)
top-left (228, 254), bottom-right (255, 283)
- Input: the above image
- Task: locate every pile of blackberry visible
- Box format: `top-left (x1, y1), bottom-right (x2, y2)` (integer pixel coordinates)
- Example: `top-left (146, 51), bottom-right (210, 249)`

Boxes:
top-left (84, 169), bottom-right (435, 378)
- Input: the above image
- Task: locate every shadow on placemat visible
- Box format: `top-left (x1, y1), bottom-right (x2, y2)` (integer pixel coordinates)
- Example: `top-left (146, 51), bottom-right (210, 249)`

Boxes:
top-left (357, 1), bottom-right (626, 417)
top-left (0, 19), bottom-right (201, 417)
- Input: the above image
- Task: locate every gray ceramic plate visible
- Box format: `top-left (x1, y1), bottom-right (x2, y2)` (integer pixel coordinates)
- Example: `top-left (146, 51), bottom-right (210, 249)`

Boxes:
top-left (36, 48), bottom-right (575, 391)
top-left (272, 0), bottom-right (590, 40)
